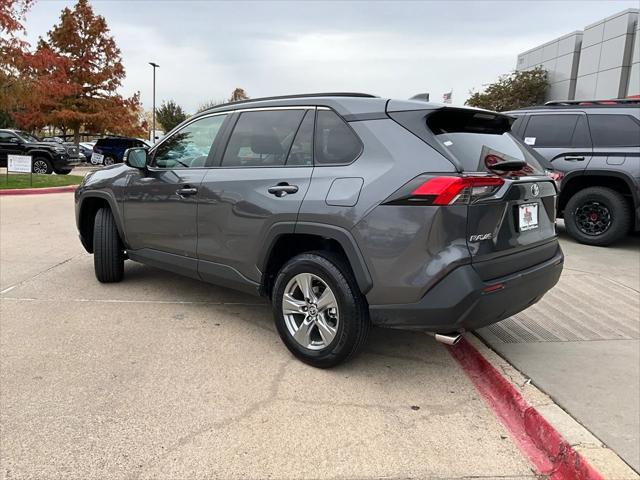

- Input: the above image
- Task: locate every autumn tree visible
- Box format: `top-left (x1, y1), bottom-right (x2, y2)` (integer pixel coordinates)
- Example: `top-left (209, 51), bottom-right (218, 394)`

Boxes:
top-left (0, 0), bottom-right (34, 118)
top-left (156, 99), bottom-right (187, 132)
top-left (230, 87), bottom-right (249, 102)
top-left (36, 0), bottom-right (144, 141)
top-left (466, 67), bottom-right (548, 112)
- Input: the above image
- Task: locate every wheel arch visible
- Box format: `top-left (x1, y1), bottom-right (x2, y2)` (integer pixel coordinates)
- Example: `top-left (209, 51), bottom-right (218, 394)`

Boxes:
top-left (77, 192), bottom-right (125, 253)
top-left (258, 222), bottom-right (373, 298)
top-left (559, 170), bottom-right (637, 215)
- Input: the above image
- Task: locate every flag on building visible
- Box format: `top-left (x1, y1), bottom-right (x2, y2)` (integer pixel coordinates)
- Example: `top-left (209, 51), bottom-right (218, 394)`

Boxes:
top-left (443, 91), bottom-right (452, 104)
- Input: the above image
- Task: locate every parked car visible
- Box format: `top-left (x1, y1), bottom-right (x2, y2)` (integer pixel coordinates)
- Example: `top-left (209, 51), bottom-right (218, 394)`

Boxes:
top-left (92, 137), bottom-right (150, 165)
top-left (74, 142), bottom-right (95, 163)
top-left (75, 93), bottom-right (563, 367)
top-left (0, 129), bottom-right (81, 174)
top-left (42, 136), bottom-right (65, 143)
top-left (507, 99), bottom-right (640, 246)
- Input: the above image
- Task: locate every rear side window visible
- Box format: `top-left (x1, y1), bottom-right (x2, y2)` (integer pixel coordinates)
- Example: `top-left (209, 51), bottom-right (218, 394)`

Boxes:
top-left (588, 114), bottom-right (640, 147)
top-left (314, 110), bottom-right (362, 165)
top-left (222, 110), bottom-right (305, 167)
top-left (523, 114), bottom-right (580, 148)
top-left (427, 109), bottom-right (543, 174)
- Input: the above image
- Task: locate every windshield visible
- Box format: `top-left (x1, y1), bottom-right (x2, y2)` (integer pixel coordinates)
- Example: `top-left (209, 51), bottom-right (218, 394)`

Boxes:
top-left (16, 131), bottom-right (41, 143)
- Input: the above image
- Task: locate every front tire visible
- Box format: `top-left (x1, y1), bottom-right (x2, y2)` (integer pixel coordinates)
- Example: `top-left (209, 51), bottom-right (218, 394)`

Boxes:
top-left (564, 186), bottom-right (631, 246)
top-left (272, 252), bottom-right (369, 368)
top-left (93, 208), bottom-right (124, 283)
top-left (32, 157), bottom-right (53, 174)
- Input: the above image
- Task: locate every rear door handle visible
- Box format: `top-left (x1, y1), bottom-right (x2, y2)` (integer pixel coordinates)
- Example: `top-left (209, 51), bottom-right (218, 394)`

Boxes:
top-left (565, 156), bottom-right (585, 161)
top-left (268, 184), bottom-right (299, 197)
top-left (176, 186), bottom-right (198, 197)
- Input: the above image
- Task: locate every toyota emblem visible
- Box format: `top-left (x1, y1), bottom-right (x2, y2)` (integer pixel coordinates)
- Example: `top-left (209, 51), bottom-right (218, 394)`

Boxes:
top-left (531, 184), bottom-right (540, 197)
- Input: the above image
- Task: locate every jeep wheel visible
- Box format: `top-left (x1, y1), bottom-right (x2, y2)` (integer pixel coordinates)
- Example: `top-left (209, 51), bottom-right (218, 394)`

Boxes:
top-left (103, 155), bottom-right (115, 166)
top-left (272, 252), bottom-right (369, 368)
top-left (32, 157), bottom-right (53, 174)
top-left (565, 186), bottom-right (631, 246)
top-left (93, 207), bottom-right (124, 283)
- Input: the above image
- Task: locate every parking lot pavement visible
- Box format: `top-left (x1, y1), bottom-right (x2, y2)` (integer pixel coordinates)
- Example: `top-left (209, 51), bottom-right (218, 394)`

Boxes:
top-left (479, 221), bottom-right (640, 473)
top-left (0, 193), bottom-right (537, 479)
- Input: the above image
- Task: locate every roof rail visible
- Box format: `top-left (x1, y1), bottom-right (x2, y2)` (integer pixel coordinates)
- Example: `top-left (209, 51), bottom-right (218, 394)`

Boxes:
top-left (545, 98), bottom-right (640, 106)
top-left (201, 92), bottom-right (378, 112)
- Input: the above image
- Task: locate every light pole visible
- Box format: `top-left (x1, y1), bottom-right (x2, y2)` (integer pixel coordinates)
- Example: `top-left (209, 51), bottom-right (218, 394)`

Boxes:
top-left (149, 62), bottom-right (160, 143)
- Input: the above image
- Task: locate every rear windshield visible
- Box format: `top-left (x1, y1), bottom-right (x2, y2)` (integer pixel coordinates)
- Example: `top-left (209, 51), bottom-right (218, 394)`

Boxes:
top-left (427, 109), bottom-right (544, 175)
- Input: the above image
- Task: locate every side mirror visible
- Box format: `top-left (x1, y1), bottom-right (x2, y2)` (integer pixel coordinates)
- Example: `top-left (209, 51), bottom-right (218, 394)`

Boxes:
top-left (9, 137), bottom-right (21, 144)
top-left (124, 147), bottom-right (148, 169)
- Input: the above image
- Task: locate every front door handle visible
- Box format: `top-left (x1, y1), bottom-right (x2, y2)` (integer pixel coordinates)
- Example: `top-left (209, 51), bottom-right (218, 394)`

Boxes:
top-left (268, 184), bottom-right (299, 197)
top-left (565, 156), bottom-right (585, 161)
top-left (176, 186), bottom-right (198, 197)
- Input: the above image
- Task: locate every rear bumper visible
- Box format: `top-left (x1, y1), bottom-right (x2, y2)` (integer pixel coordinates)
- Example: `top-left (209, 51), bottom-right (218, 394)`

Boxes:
top-left (369, 246), bottom-right (563, 332)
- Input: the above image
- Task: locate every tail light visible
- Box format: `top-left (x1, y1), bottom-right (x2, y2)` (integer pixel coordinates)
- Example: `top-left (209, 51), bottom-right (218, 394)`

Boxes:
top-left (409, 176), bottom-right (504, 205)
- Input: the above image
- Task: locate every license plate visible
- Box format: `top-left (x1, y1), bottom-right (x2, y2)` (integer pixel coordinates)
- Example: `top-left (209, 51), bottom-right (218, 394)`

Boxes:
top-left (519, 203), bottom-right (539, 231)
top-left (92, 153), bottom-right (104, 165)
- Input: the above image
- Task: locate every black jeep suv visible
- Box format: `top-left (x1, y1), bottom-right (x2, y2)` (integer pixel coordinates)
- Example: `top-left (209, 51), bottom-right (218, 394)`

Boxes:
top-left (507, 99), bottom-right (640, 246)
top-left (0, 129), bottom-right (81, 174)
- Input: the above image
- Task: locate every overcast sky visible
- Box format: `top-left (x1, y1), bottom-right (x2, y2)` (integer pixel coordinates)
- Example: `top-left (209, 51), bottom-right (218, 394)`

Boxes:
top-left (21, 0), bottom-right (639, 113)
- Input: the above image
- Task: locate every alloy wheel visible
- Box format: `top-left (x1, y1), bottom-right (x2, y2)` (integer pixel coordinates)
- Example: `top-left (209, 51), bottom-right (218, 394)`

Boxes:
top-left (33, 160), bottom-right (48, 174)
top-left (575, 201), bottom-right (612, 236)
top-left (103, 156), bottom-right (114, 166)
top-left (282, 273), bottom-right (339, 351)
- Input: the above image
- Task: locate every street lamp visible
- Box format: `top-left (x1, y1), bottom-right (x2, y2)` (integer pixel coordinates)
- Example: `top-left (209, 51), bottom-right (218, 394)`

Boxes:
top-left (149, 62), bottom-right (160, 143)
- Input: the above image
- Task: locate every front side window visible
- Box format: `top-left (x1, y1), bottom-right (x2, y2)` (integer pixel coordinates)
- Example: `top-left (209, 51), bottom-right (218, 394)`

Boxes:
top-left (523, 114), bottom-right (579, 148)
top-left (153, 114), bottom-right (226, 169)
top-left (16, 131), bottom-right (40, 143)
top-left (221, 110), bottom-right (305, 167)
top-left (589, 114), bottom-right (640, 147)
top-left (315, 110), bottom-right (362, 165)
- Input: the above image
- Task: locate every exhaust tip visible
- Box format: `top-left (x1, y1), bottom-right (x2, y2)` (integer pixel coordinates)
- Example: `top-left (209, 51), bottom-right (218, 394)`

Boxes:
top-left (434, 333), bottom-right (463, 346)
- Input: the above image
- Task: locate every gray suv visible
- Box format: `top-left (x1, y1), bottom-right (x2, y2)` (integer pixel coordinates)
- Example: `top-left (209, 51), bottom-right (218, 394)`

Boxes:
top-left (75, 93), bottom-right (563, 367)
top-left (508, 99), bottom-right (640, 246)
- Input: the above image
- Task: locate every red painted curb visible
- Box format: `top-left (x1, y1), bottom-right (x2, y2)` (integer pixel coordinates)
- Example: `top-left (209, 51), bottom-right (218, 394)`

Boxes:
top-left (448, 338), bottom-right (604, 480)
top-left (0, 185), bottom-right (77, 196)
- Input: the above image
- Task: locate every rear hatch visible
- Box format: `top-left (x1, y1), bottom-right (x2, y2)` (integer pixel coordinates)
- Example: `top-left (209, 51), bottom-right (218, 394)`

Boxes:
top-left (389, 105), bottom-right (559, 281)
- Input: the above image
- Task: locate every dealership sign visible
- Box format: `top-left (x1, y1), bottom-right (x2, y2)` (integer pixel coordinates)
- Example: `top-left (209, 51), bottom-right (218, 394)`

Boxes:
top-left (7, 155), bottom-right (32, 173)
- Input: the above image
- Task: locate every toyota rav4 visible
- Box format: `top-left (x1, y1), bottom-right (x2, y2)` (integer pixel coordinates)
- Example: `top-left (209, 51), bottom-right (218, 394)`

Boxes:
top-left (75, 93), bottom-right (563, 367)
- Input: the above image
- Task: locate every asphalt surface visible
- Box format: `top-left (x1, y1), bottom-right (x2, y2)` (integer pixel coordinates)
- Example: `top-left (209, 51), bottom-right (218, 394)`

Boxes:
top-left (0, 193), bottom-right (536, 479)
top-left (479, 221), bottom-right (640, 473)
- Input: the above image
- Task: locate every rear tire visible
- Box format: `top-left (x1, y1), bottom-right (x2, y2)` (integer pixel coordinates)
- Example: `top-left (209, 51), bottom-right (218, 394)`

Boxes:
top-left (32, 157), bottom-right (52, 174)
top-left (564, 186), bottom-right (630, 246)
top-left (103, 155), bottom-right (115, 166)
top-left (93, 208), bottom-right (124, 283)
top-left (272, 251), bottom-right (369, 368)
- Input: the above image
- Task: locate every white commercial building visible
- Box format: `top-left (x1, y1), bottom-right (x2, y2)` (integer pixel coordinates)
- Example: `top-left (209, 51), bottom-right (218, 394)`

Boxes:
top-left (516, 9), bottom-right (640, 101)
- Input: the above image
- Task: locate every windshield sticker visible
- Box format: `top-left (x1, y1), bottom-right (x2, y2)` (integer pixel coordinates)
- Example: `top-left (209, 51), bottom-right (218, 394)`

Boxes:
top-left (524, 137), bottom-right (536, 145)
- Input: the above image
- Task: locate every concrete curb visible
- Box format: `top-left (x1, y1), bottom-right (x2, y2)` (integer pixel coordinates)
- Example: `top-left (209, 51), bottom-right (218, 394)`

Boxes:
top-left (448, 337), bottom-right (605, 480)
top-left (0, 185), bottom-right (77, 196)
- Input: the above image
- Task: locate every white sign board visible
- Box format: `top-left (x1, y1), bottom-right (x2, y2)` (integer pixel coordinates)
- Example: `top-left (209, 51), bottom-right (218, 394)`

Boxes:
top-left (7, 154), bottom-right (32, 173)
